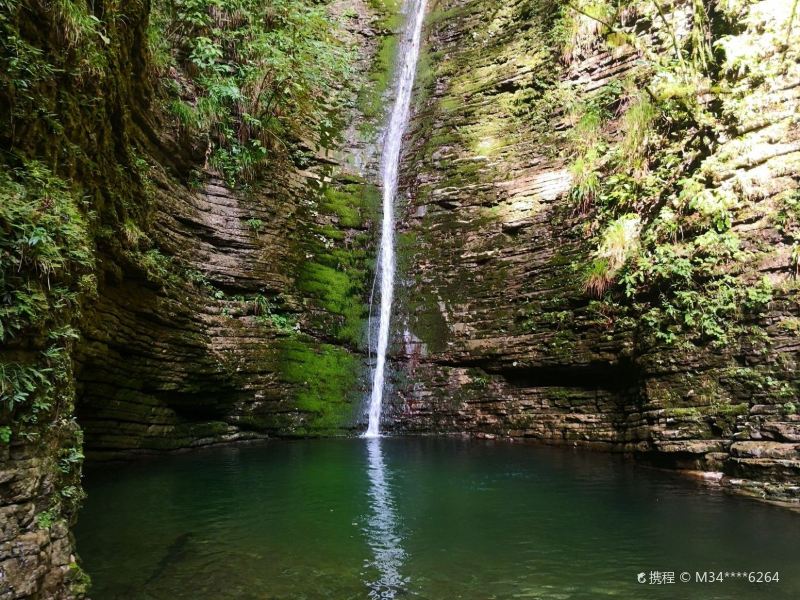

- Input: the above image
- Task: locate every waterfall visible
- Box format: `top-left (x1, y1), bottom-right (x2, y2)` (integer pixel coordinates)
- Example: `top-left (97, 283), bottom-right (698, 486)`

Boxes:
top-left (365, 0), bottom-right (428, 438)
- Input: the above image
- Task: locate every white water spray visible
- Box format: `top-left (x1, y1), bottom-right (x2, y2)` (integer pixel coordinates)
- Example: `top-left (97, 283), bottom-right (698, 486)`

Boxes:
top-left (365, 0), bottom-right (428, 438)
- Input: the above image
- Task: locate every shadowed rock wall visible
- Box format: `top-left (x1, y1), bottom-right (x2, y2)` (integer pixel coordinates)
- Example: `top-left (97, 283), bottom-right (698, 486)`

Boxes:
top-left (1, 0), bottom-right (390, 595)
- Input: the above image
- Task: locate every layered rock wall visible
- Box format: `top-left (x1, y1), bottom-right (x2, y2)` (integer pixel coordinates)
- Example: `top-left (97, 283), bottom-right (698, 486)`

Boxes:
top-left (390, 0), bottom-right (800, 503)
top-left (1, 0), bottom-right (391, 595)
top-left (1, 0), bottom-right (799, 597)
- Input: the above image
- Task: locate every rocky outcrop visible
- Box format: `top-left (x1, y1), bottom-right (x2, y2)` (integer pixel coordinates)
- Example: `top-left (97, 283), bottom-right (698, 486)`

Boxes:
top-left (1, 0), bottom-right (392, 596)
top-left (0, 437), bottom-right (80, 600)
top-left (71, 0), bottom-right (396, 458)
top-left (389, 0), bottom-right (800, 504)
top-left (74, 151), bottom-right (373, 456)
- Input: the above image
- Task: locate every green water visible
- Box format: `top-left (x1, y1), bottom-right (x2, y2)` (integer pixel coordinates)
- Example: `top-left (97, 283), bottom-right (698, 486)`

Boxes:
top-left (75, 437), bottom-right (799, 599)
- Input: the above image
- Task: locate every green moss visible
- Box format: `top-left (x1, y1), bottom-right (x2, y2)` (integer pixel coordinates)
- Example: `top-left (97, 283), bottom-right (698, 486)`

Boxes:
top-left (406, 294), bottom-right (450, 353)
top-left (395, 231), bottom-right (418, 272)
top-left (298, 253), bottom-right (367, 345)
top-left (546, 387), bottom-right (577, 403)
top-left (396, 231), bottom-right (451, 352)
top-left (320, 180), bottom-right (378, 228)
top-left (710, 402), bottom-right (748, 416)
top-left (667, 407), bottom-right (702, 418)
top-left (356, 0), bottom-right (402, 132)
top-left (278, 339), bottom-right (360, 434)
top-left (294, 171), bottom-right (375, 348)
top-left (67, 562), bottom-right (92, 596)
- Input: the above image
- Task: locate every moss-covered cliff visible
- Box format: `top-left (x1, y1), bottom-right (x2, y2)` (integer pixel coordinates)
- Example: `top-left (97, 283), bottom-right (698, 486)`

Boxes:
top-left (390, 0), bottom-right (799, 503)
top-left (0, 0), bottom-right (399, 595)
top-left (1, 0), bottom-right (798, 597)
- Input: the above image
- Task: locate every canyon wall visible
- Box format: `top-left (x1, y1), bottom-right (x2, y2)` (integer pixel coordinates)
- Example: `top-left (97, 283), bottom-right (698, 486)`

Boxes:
top-left (1, 0), bottom-right (392, 595)
top-left (1, 0), bottom-right (799, 597)
top-left (390, 0), bottom-right (800, 504)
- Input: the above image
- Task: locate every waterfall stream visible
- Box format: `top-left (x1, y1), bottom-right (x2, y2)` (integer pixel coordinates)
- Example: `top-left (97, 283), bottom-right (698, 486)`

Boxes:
top-left (365, 0), bottom-right (428, 437)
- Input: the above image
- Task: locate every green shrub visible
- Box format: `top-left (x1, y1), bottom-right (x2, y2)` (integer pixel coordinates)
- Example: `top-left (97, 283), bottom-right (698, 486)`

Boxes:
top-left (620, 93), bottom-right (657, 173)
top-left (569, 150), bottom-right (601, 212)
top-left (150, 0), bottom-right (354, 185)
top-left (0, 160), bottom-right (94, 341)
top-left (246, 218), bottom-right (265, 233)
top-left (583, 258), bottom-right (612, 297)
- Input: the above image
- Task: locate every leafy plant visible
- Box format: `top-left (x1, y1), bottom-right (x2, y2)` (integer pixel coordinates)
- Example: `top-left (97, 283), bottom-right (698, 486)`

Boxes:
top-left (36, 508), bottom-right (57, 529)
top-left (59, 445), bottom-right (84, 473)
top-left (246, 218), bottom-right (265, 233)
top-left (791, 242), bottom-right (800, 278)
top-left (0, 159), bottom-right (94, 340)
top-left (150, 0), bottom-right (354, 185)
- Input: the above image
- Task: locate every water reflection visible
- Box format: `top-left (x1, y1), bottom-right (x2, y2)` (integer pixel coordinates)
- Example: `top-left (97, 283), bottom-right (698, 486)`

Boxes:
top-left (364, 438), bottom-right (408, 598)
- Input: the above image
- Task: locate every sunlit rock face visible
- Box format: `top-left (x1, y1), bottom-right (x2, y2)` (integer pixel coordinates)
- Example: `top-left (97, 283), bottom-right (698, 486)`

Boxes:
top-left (391, 0), bottom-right (800, 503)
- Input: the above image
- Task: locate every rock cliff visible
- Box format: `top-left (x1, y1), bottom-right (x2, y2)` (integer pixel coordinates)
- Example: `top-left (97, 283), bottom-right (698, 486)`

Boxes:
top-left (390, 0), bottom-right (800, 504)
top-left (0, 0), bottom-right (798, 597)
top-left (0, 0), bottom-right (392, 595)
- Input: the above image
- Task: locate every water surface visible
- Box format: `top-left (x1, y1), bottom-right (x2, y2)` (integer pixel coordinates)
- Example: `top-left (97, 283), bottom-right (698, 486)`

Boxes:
top-left (76, 437), bottom-right (799, 599)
